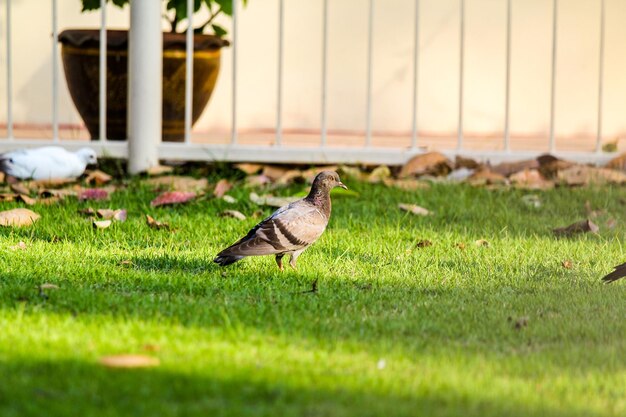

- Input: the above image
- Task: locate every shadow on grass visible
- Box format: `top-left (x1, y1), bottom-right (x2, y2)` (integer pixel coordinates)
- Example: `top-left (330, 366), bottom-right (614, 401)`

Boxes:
top-left (0, 358), bottom-right (604, 417)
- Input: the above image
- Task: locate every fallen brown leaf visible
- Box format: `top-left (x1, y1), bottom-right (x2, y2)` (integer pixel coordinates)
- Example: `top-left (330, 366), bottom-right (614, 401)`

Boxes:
top-left (475, 239), bottom-right (489, 247)
top-left (142, 344), bottom-right (161, 352)
top-left (234, 163), bottom-right (263, 175)
top-left (513, 316), bottom-right (529, 330)
top-left (220, 210), bottom-right (246, 220)
top-left (10, 183), bottom-right (30, 195)
top-left (557, 165), bottom-right (626, 186)
top-left (0, 193), bottom-right (17, 202)
top-left (553, 219), bottom-right (599, 237)
top-left (145, 176), bottom-right (208, 193)
top-left (262, 165), bottom-right (289, 181)
top-left (455, 155), bottom-right (480, 169)
top-left (85, 169), bottom-right (112, 185)
top-left (119, 260), bottom-right (133, 266)
top-left (146, 215), bottom-right (171, 230)
top-left (400, 152), bottom-right (452, 178)
top-left (150, 191), bottom-right (196, 207)
top-left (222, 195), bottom-right (237, 204)
top-left (0, 208), bottom-right (40, 227)
top-left (93, 220), bottom-right (112, 229)
top-left (25, 178), bottom-right (76, 190)
top-left (606, 218), bottom-right (617, 229)
top-left (245, 174), bottom-right (272, 187)
top-left (213, 179), bottom-right (232, 198)
top-left (492, 159), bottom-right (539, 177)
top-left (510, 169), bottom-right (554, 190)
top-left (39, 283), bottom-right (59, 290)
top-left (561, 260), bottom-right (573, 269)
top-left (17, 194), bottom-right (36, 205)
top-left (398, 203), bottom-right (432, 216)
top-left (146, 164), bottom-right (174, 176)
top-left (455, 242), bottom-right (466, 250)
top-left (78, 207), bottom-right (96, 216)
top-left (467, 167), bottom-right (508, 186)
top-left (113, 209), bottom-right (127, 222)
top-left (275, 170), bottom-right (304, 185)
top-left (99, 354), bottom-right (160, 368)
top-left (606, 152), bottom-right (626, 170)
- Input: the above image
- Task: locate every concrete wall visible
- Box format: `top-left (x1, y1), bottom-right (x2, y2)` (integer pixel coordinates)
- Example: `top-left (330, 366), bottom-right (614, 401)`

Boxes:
top-left (1, 0), bottom-right (625, 143)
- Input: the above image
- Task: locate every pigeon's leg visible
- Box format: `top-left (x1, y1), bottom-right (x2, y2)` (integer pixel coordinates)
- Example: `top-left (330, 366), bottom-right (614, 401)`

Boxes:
top-left (289, 249), bottom-right (305, 270)
top-left (275, 254), bottom-right (285, 271)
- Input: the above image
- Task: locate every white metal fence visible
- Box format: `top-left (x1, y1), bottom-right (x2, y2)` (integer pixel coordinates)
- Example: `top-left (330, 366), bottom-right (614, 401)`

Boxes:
top-left (0, 0), bottom-right (619, 170)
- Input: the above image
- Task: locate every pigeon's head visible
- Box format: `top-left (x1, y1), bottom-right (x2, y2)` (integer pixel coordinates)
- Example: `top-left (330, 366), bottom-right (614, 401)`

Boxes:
top-left (76, 148), bottom-right (98, 166)
top-left (312, 170), bottom-right (347, 191)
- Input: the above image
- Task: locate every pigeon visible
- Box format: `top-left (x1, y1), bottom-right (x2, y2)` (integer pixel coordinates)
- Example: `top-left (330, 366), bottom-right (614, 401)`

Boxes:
top-left (601, 262), bottom-right (626, 283)
top-left (214, 170), bottom-right (347, 270)
top-left (0, 146), bottom-right (97, 180)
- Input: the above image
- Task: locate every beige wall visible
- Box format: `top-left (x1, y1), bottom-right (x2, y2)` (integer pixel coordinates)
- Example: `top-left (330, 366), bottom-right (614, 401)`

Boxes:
top-left (1, 0), bottom-right (625, 143)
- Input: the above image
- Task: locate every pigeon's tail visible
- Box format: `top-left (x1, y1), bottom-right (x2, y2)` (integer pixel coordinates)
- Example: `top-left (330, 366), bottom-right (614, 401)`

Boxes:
top-left (602, 262), bottom-right (626, 283)
top-left (213, 254), bottom-right (245, 266)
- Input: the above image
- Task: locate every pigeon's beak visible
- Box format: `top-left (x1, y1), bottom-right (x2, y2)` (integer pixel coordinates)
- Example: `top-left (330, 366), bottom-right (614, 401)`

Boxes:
top-left (338, 181), bottom-right (348, 190)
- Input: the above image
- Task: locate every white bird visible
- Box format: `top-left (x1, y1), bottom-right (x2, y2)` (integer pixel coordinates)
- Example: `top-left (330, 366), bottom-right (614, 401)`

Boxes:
top-left (0, 146), bottom-right (98, 180)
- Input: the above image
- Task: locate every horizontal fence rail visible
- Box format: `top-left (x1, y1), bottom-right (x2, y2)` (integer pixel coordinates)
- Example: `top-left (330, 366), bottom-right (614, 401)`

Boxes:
top-left (0, 0), bottom-right (620, 166)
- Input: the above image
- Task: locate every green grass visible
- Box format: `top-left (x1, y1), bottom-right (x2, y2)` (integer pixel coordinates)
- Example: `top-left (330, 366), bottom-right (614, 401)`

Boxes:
top-left (1, 176), bottom-right (626, 416)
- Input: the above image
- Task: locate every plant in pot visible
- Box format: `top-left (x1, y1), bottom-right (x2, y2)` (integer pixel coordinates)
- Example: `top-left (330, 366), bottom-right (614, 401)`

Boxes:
top-left (59, 0), bottom-right (242, 142)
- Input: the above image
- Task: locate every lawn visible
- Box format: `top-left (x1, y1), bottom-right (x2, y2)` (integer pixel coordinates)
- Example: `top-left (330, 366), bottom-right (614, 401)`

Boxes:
top-left (1, 173), bottom-right (626, 416)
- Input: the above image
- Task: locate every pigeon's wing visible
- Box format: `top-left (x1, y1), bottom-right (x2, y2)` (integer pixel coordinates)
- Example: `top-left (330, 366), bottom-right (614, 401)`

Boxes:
top-left (217, 201), bottom-right (328, 258)
top-left (602, 262), bottom-right (626, 283)
top-left (0, 147), bottom-right (80, 180)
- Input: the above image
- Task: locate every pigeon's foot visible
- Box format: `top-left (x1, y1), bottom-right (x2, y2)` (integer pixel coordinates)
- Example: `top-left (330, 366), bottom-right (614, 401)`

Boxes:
top-left (275, 254), bottom-right (285, 271)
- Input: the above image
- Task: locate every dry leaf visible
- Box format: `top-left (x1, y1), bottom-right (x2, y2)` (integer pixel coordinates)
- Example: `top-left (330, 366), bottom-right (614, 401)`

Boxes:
top-left (510, 169), bottom-right (554, 190)
top-left (234, 163), bottom-right (263, 175)
top-left (455, 242), bottom-right (466, 250)
top-left (222, 195), bottom-right (237, 204)
top-left (276, 170), bottom-right (304, 185)
top-left (557, 165), bottom-right (626, 186)
top-left (514, 316), bottom-right (529, 330)
top-left (455, 155), bottom-right (480, 169)
top-left (146, 215), bottom-right (170, 230)
top-left (10, 183), bottom-right (30, 195)
top-left (249, 192), bottom-right (299, 207)
top-left (93, 220), bottom-right (112, 229)
top-left (85, 169), bottom-right (112, 185)
top-left (145, 176), bottom-right (208, 193)
top-left (447, 168), bottom-right (475, 182)
top-left (262, 165), bottom-right (290, 181)
top-left (17, 194), bottom-right (36, 205)
top-left (78, 188), bottom-right (109, 201)
top-left (99, 354), bottom-right (160, 368)
top-left (150, 191), bottom-right (196, 207)
top-left (521, 195), bottom-right (542, 208)
top-left (0, 208), bottom-right (40, 227)
top-left (584, 201), bottom-right (606, 218)
top-left (492, 159), bottom-right (539, 177)
top-left (119, 260), bottom-right (133, 266)
top-left (383, 178), bottom-right (430, 190)
top-left (606, 152), bottom-right (626, 170)
top-left (537, 154), bottom-right (576, 179)
top-left (245, 174), bottom-right (273, 187)
top-left (26, 178), bottom-right (76, 190)
top-left (0, 193), bottom-right (17, 202)
top-left (96, 209), bottom-right (116, 219)
top-left (142, 344), bottom-right (160, 352)
top-left (146, 164), bottom-right (174, 176)
top-left (475, 239), bottom-right (489, 247)
top-left (220, 210), bottom-right (246, 220)
top-left (398, 203), bottom-right (432, 216)
top-left (213, 179), bottom-right (232, 198)
top-left (606, 218), bottom-right (617, 229)
top-left (415, 239), bottom-right (432, 248)
top-left (367, 165), bottom-right (391, 183)
top-left (9, 241), bottom-right (27, 251)
top-left (113, 209), bottom-right (127, 222)
top-left (40, 188), bottom-right (76, 199)
top-left (561, 260), bottom-right (573, 269)
top-left (467, 168), bottom-right (507, 186)
top-left (553, 219), bottom-right (599, 237)
top-left (400, 152), bottom-right (452, 178)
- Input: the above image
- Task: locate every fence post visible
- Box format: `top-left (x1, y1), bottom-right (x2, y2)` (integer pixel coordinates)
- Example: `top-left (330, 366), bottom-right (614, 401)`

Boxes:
top-left (127, 0), bottom-right (161, 174)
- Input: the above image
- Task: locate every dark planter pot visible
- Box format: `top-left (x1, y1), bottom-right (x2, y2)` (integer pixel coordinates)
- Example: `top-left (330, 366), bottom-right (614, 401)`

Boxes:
top-left (58, 30), bottom-right (229, 142)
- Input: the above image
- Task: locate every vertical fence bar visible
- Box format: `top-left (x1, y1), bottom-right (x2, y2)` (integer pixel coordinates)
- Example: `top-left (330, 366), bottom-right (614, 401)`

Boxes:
top-left (321, 0), bottom-right (328, 147)
top-left (52, 0), bottom-right (59, 141)
top-left (6, 0), bottom-right (13, 139)
top-left (365, 0), bottom-right (374, 147)
top-left (276, 0), bottom-right (284, 146)
top-left (410, 0), bottom-right (419, 149)
top-left (184, 0), bottom-right (194, 144)
top-left (549, 0), bottom-right (557, 153)
top-left (595, 0), bottom-right (605, 153)
top-left (503, 0), bottom-right (511, 152)
top-left (457, 0), bottom-right (465, 151)
top-left (99, 0), bottom-right (107, 141)
top-left (230, 0), bottom-right (238, 145)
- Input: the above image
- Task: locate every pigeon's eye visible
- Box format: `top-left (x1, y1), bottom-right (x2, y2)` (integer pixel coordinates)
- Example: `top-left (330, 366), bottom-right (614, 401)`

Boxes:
top-left (8, 159), bottom-right (13, 163)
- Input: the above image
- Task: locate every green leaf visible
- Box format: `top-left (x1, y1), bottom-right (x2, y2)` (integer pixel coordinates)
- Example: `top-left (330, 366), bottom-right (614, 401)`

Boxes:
top-left (214, 0), bottom-right (232, 16)
top-left (211, 24), bottom-right (227, 37)
top-left (81, 0), bottom-right (102, 11)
